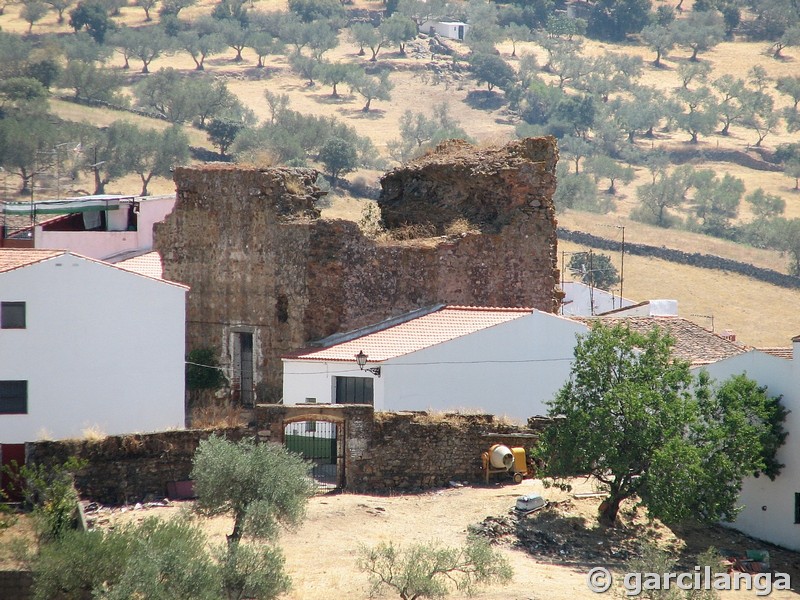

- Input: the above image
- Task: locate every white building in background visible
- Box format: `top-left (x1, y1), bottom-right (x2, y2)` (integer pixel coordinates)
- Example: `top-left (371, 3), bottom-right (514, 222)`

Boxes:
top-left (0, 194), bottom-right (176, 262)
top-left (0, 249), bottom-right (187, 444)
top-left (560, 281), bottom-right (637, 316)
top-left (700, 343), bottom-right (800, 551)
top-left (420, 20), bottom-right (469, 40)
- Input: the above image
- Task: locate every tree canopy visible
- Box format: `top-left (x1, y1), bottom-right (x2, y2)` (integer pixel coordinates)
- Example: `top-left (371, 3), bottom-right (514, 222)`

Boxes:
top-left (537, 323), bottom-right (786, 527)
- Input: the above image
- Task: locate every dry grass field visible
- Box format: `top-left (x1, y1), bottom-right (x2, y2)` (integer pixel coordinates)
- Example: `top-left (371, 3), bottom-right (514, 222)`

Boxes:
top-left (83, 479), bottom-right (800, 599)
top-left (2, 1), bottom-right (800, 345)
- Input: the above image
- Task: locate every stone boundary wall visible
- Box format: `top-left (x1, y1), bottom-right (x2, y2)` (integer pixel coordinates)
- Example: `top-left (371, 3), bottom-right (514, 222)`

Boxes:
top-left (666, 148), bottom-right (784, 172)
top-left (0, 570), bottom-right (32, 600)
top-left (346, 412), bottom-right (548, 492)
top-left (0, 571), bottom-right (33, 600)
top-left (25, 411), bottom-right (552, 504)
top-left (26, 428), bottom-right (246, 505)
top-left (559, 228), bottom-right (800, 289)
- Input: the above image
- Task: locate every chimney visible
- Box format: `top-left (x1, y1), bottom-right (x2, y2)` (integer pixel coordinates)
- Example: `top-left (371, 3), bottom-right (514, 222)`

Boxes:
top-left (719, 329), bottom-right (736, 342)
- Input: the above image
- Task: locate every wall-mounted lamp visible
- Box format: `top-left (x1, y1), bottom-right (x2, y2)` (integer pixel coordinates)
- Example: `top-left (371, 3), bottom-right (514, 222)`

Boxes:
top-left (355, 350), bottom-right (381, 377)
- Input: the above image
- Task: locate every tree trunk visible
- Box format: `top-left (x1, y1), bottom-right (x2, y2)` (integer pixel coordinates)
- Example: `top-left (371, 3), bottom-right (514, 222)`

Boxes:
top-left (140, 173), bottom-right (152, 196)
top-left (720, 121), bottom-right (730, 135)
top-left (363, 98), bottom-right (372, 112)
top-left (654, 50), bottom-right (661, 67)
top-left (142, 62), bottom-right (149, 74)
top-left (690, 47), bottom-right (699, 61)
top-left (331, 82), bottom-right (338, 97)
top-left (598, 496), bottom-right (623, 527)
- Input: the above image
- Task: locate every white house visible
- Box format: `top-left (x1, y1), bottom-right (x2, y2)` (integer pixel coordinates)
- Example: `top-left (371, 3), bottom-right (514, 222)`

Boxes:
top-left (699, 343), bottom-right (800, 551)
top-left (420, 20), bottom-right (469, 41)
top-left (0, 248), bottom-right (187, 444)
top-left (0, 194), bottom-right (176, 261)
top-left (283, 306), bottom-right (585, 422)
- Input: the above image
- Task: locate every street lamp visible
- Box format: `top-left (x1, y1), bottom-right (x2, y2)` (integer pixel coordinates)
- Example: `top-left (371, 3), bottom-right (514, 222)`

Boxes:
top-left (355, 350), bottom-right (381, 377)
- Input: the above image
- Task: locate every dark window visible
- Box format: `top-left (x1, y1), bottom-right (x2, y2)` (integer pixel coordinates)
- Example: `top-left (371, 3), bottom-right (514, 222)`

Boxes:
top-left (335, 377), bottom-right (374, 405)
top-left (1, 302), bottom-right (25, 329)
top-left (0, 381), bottom-right (27, 414)
top-left (795, 493), bottom-right (800, 524)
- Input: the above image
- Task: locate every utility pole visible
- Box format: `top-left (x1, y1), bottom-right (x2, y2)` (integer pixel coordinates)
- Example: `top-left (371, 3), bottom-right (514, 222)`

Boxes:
top-left (618, 225), bottom-right (625, 303)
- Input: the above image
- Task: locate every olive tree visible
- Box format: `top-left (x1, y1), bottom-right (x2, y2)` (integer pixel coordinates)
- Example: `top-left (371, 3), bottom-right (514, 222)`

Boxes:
top-left (191, 435), bottom-right (315, 600)
top-left (537, 323), bottom-right (786, 527)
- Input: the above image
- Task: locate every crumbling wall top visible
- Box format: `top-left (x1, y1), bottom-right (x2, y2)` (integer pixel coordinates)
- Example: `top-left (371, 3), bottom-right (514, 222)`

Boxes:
top-left (172, 164), bottom-right (324, 220)
top-left (378, 137), bottom-right (558, 233)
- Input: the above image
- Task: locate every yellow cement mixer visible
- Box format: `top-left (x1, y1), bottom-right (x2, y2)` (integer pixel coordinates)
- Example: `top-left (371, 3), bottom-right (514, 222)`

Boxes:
top-left (481, 444), bottom-right (529, 484)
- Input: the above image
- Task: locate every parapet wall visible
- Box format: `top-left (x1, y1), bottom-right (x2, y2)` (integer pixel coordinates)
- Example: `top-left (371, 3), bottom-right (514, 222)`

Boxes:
top-left (155, 138), bottom-right (561, 394)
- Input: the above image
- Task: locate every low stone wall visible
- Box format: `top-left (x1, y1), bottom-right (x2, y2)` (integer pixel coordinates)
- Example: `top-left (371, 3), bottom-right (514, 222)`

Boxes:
top-left (0, 570), bottom-right (32, 600)
top-left (559, 228), bottom-right (800, 289)
top-left (26, 428), bottom-right (246, 505)
top-left (25, 411), bottom-right (551, 504)
top-left (347, 412), bottom-right (545, 491)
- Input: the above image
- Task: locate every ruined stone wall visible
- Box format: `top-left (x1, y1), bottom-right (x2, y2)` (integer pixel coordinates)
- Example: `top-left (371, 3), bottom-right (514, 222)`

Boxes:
top-left (25, 413), bottom-right (549, 503)
top-left (155, 138), bottom-right (560, 393)
top-left (26, 429), bottom-right (245, 505)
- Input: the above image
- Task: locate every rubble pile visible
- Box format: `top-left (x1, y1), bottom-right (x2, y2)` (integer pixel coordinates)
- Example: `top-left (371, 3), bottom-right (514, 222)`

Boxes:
top-left (470, 500), bottom-right (646, 563)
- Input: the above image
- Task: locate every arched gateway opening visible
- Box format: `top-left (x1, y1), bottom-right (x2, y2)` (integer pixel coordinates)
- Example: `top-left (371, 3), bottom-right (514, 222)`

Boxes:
top-left (284, 419), bottom-right (341, 492)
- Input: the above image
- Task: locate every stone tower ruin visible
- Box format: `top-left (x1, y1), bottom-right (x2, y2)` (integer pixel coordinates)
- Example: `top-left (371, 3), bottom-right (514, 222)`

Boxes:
top-left (154, 137), bottom-right (561, 403)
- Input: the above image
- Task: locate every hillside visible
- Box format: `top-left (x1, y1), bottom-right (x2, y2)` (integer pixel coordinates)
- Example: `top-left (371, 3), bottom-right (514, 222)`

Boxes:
top-left (2, 0), bottom-right (800, 345)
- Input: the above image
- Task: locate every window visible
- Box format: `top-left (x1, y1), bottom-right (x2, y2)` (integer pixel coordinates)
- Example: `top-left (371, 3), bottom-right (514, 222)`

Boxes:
top-left (1, 302), bottom-right (25, 329)
top-left (0, 381), bottom-right (27, 414)
top-left (795, 493), bottom-right (800, 524)
top-left (335, 377), bottom-right (374, 405)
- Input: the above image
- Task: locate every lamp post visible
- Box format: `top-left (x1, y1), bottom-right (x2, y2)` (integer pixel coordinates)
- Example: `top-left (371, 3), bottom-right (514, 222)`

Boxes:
top-left (355, 350), bottom-right (381, 377)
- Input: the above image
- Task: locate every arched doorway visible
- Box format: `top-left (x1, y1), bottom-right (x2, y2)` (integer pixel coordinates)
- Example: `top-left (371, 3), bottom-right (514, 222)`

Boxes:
top-left (284, 419), bottom-right (341, 492)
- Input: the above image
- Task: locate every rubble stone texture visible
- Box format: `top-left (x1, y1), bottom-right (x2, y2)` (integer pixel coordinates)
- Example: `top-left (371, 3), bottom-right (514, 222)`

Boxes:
top-left (155, 138), bottom-right (560, 392)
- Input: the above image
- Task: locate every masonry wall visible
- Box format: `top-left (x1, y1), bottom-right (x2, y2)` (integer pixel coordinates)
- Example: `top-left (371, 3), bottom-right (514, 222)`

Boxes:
top-left (254, 405), bottom-right (547, 492)
top-left (25, 411), bottom-right (549, 504)
top-left (26, 429), bottom-right (245, 505)
top-left (154, 138), bottom-right (560, 395)
top-left (0, 570), bottom-right (32, 600)
top-left (347, 412), bottom-right (546, 491)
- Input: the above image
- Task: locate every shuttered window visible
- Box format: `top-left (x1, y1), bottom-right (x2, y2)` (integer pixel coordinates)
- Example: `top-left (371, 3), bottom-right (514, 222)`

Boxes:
top-left (334, 377), bottom-right (374, 405)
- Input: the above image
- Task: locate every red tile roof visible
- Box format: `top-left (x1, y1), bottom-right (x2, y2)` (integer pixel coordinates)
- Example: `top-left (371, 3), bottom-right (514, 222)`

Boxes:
top-left (571, 316), bottom-right (749, 367)
top-left (757, 347), bottom-right (793, 360)
top-left (0, 249), bottom-right (65, 273)
top-left (116, 251), bottom-right (163, 279)
top-left (287, 306), bottom-right (532, 362)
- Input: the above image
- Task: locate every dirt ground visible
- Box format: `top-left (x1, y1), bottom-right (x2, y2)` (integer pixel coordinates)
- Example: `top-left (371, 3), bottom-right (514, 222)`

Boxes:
top-left (91, 478), bottom-right (800, 599)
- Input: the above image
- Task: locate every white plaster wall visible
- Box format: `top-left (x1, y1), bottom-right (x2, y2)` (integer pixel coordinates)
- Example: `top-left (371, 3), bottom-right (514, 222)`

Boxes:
top-left (380, 311), bottom-right (585, 422)
top-left (283, 312), bottom-right (584, 421)
top-left (35, 196), bottom-right (175, 260)
top-left (0, 253), bottom-right (186, 443)
top-left (698, 350), bottom-right (800, 551)
top-left (282, 360), bottom-right (385, 408)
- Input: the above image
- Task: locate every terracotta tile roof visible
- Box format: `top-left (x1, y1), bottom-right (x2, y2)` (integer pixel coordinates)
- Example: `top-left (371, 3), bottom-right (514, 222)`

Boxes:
top-left (116, 251), bottom-right (163, 279)
top-left (0, 249), bottom-right (65, 273)
top-left (286, 306), bottom-right (532, 362)
top-left (571, 316), bottom-right (749, 367)
top-left (757, 347), bottom-right (793, 360)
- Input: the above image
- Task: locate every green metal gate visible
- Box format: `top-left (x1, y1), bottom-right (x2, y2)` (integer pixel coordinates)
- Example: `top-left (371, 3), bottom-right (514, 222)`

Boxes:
top-left (284, 421), bottom-right (339, 492)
